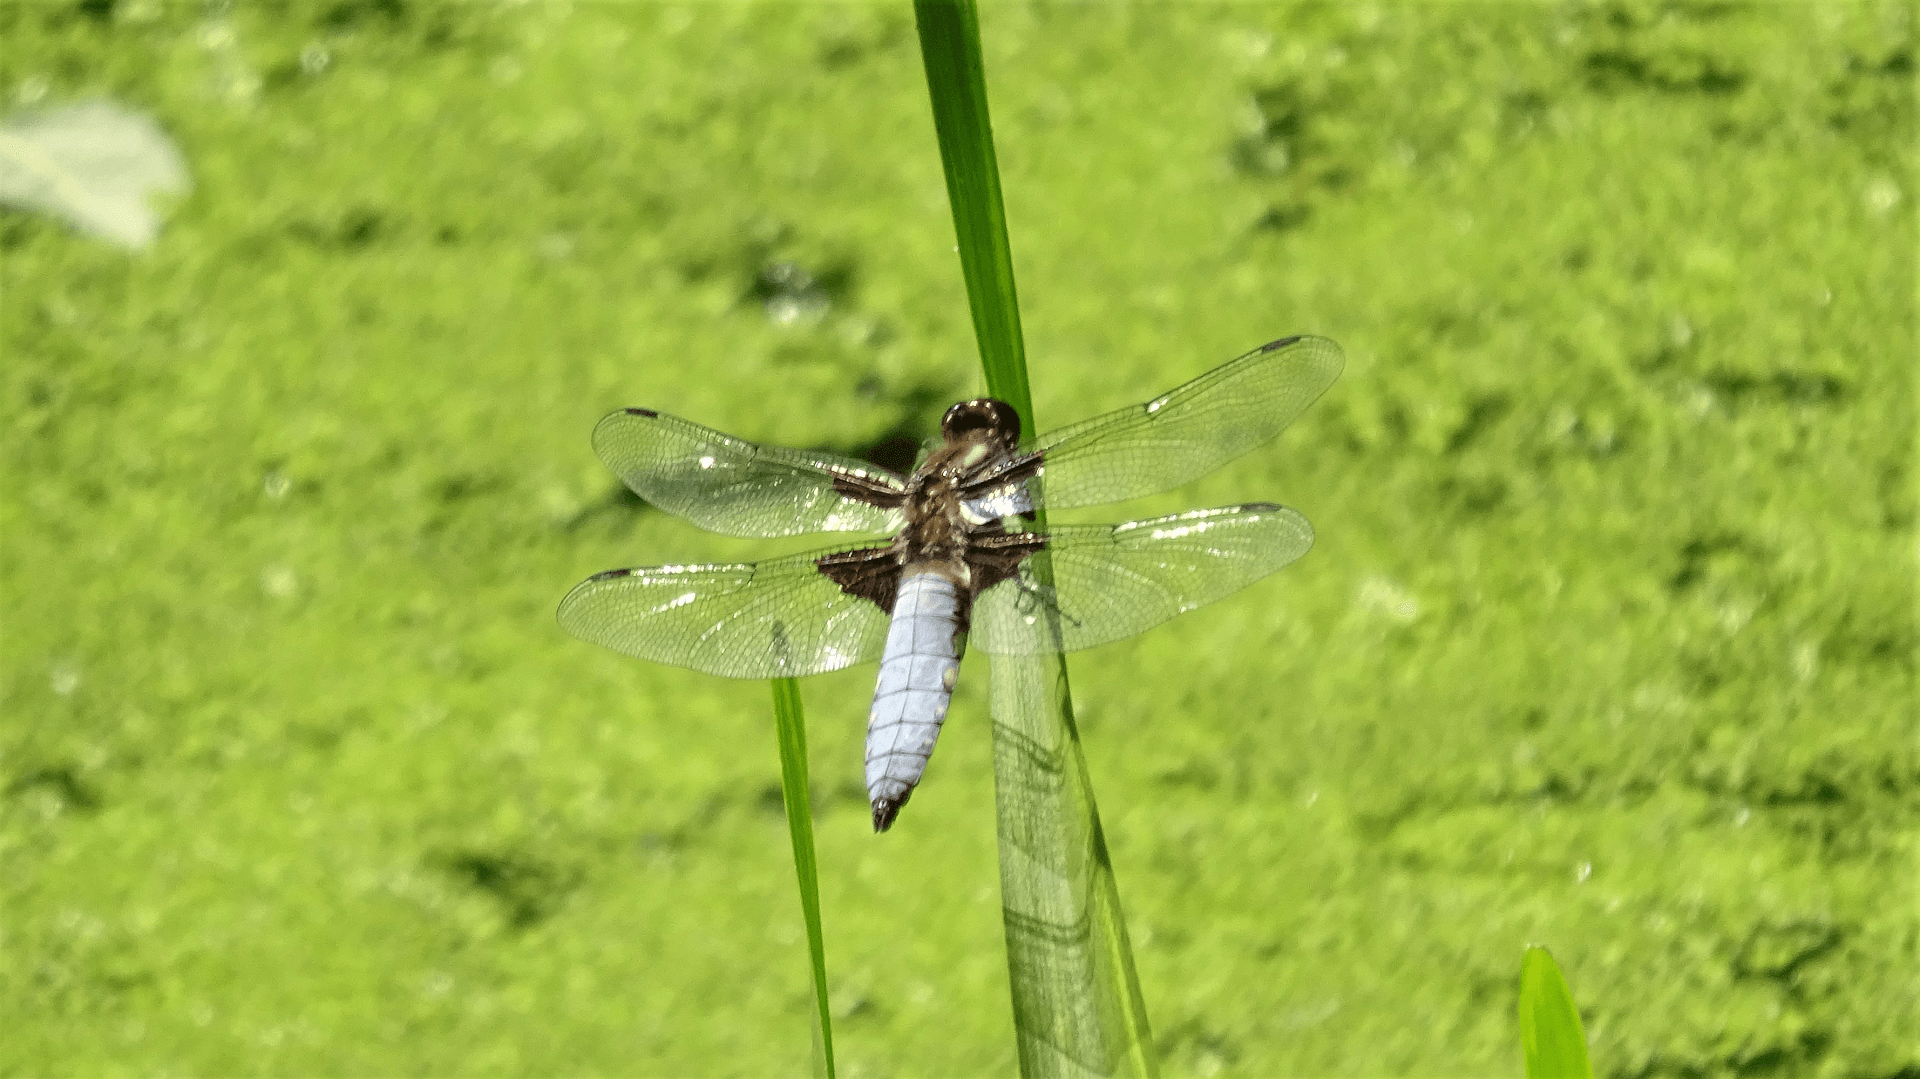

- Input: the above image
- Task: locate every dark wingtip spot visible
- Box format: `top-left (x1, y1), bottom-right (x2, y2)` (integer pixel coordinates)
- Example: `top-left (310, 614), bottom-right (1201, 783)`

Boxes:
top-left (624, 407), bottom-right (660, 418)
top-left (871, 794), bottom-right (909, 832)
top-left (1261, 335), bottom-right (1303, 353)
top-left (591, 568), bottom-right (636, 582)
top-left (1241, 501), bottom-right (1284, 512)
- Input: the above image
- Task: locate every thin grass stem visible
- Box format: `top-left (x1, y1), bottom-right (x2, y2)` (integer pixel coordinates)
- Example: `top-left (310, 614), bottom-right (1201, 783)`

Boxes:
top-left (770, 677), bottom-right (835, 1079)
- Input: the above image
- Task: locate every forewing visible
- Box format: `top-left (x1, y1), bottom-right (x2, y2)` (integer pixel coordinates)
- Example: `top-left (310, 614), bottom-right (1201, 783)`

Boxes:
top-left (972, 504), bottom-right (1314, 655)
top-left (558, 545), bottom-right (892, 678)
top-left (593, 408), bottom-right (907, 538)
top-left (1031, 335), bottom-right (1343, 510)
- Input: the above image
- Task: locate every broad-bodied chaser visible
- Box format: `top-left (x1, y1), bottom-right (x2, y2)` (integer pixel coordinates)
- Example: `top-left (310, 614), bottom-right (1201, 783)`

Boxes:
top-left (560, 335), bottom-right (1343, 831)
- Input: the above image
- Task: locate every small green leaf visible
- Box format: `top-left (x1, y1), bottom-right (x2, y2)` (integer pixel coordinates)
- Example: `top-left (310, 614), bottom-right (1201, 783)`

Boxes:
top-left (770, 678), bottom-right (834, 1079)
top-left (1519, 946), bottom-right (1593, 1079)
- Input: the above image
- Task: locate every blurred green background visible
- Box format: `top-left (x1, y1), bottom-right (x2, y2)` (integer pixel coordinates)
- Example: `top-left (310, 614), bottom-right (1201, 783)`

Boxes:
top-left (3, 2), bottom-right (1913, 1075)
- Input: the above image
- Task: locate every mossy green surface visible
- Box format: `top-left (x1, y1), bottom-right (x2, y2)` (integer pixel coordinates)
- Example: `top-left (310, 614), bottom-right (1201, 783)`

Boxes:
top-left (3, 2), bottom-right (1913, 1076)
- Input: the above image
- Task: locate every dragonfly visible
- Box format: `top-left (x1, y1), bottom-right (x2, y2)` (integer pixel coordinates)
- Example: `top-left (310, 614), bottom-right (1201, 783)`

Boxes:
top-left (559, 334), bottom-right (1343, 831)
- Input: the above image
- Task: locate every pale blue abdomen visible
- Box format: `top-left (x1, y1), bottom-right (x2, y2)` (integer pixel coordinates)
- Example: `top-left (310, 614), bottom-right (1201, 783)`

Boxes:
top-left (865, 569), bottom-right (964, 830)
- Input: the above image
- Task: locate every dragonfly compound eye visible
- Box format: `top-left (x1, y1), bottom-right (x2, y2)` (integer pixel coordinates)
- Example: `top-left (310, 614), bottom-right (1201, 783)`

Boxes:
top-left (940, 398), bottom-right (1021, 446)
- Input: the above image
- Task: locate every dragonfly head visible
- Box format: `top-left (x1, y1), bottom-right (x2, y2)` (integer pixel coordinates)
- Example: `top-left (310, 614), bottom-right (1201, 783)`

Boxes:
top-left (940, 397), bottom-right (1021, 449)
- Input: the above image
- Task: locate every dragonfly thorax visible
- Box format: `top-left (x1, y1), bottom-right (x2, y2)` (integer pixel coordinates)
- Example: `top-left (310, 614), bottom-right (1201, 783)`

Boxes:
top-left (897, 434), bottom-right (1003, 567)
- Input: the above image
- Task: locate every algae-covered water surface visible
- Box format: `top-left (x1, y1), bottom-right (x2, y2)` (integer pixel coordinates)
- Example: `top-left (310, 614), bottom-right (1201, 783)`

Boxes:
top-left (3, 3), bottom-right (1913, 1076)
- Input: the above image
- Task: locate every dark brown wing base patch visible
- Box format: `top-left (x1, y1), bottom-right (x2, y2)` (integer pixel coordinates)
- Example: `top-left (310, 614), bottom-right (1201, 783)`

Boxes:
top-left (815, 546), bottom-right (901, 613)
top-left (966, 529), bottom-right (1048, 601)
top-left (814, 530), bottom-right (1049, 625)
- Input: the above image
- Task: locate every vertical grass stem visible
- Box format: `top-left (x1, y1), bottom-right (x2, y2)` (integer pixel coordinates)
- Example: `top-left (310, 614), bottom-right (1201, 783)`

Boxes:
top-left (771, 677), bottom-right (836, 1079)
top-left (913, 1), bottom-right (1157, 1074)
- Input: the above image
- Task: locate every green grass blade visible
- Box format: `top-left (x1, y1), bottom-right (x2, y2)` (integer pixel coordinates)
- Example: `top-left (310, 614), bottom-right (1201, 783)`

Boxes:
top-left (911, 0), bottom-right (1033, 423)
top-left (988, 655), bottom-right (1158, 1077)
top-left (770, 677), bottom-right (835, 1079)
top-left (913, 2), bottom-right (1156, 1074)
top-left (1519, 947), bottom-right (1593, 1079)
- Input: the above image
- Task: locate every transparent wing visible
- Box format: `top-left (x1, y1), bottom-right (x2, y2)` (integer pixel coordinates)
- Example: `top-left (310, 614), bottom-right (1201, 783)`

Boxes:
top-left (972, 504), bottom-right (1314, 655)
top-left (558, 545), bottom-right (891, 678)
top-left (592, 408), bottom-right (907, 538)
top-left (1030, 335), bottom-right (1343, 510)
